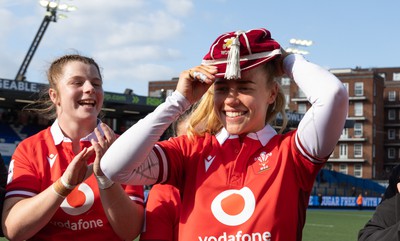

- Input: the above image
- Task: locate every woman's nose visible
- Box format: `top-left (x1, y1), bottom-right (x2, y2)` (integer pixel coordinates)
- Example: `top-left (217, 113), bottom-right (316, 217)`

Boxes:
top-left (224, 89), bottom-right (240, 105)
top-left (83, 81), bottom-right (95, 93)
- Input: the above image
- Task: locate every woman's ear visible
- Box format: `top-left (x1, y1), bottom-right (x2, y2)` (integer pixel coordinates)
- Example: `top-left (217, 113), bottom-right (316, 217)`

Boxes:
top-left (267, 82), bottom-right (278, 104)
top-left (49, 88), bottom-right (58, 105)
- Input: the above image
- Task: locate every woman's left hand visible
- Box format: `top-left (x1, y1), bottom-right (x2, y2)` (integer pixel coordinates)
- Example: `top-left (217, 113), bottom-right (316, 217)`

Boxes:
top-left (176, 65), bottom-right (218, 104)
top-left (91, 123), bottom-right (116, 177)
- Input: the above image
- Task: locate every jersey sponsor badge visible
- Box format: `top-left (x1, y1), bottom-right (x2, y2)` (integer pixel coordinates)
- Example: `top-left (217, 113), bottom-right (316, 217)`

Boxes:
top-left (61, 183), bottom-right (95, 215)
top-left (210, 187), bottom-right (256, 226)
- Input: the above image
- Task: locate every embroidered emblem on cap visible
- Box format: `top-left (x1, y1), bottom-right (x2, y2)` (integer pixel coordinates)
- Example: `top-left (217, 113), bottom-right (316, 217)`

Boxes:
top-left (222, 37), bottom-right (235, 55)
top-left (202, 28), bottom-right (282, 79)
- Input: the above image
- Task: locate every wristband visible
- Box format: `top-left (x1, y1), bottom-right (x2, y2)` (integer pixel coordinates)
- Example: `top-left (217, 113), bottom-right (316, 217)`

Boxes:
top-left (52, 179), bottom-right (73, 198)
top-left (96, 175), bottom-right (114, 190)
top-left (60, 176), bottom-right (77, 190)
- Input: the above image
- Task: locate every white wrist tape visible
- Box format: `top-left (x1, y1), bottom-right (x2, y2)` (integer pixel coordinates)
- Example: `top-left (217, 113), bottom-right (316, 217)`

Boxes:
top-left (60, 176), bottom-right (77, 190)
top-left (96, 175), bottom-right (114, 190)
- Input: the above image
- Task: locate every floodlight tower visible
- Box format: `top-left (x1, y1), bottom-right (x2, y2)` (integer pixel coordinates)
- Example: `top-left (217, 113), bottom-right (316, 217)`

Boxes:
top-left (286, 38), bottom-right (313, 55)
top-left (15, 0), bottom-right (77, 81)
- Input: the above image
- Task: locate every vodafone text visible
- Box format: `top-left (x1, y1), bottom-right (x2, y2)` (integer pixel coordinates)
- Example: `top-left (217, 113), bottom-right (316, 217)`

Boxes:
top-left (50, 219), bottom-right (103, 230)
top-left (198, 230), bottom-right (271, 241)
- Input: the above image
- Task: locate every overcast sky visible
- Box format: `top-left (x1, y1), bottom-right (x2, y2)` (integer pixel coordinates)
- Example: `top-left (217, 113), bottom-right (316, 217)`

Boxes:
top-left (1, 0), bottom-right (400, 96)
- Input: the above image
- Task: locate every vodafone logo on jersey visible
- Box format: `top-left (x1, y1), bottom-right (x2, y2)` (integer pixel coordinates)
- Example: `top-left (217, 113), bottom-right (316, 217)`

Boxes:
top-left (61, 183), bottom-right (95, 215)
top-left (211, 187), bottom-right (255, 226)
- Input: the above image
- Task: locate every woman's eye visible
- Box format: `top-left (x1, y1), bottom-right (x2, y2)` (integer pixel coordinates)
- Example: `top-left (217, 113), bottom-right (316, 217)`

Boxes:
top-left (215, 87), bottom-right (228, 92)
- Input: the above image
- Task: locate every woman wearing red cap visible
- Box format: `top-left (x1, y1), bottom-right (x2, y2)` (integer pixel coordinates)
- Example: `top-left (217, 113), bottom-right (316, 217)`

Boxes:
top-left (101, 28), bottom-right (349, 240)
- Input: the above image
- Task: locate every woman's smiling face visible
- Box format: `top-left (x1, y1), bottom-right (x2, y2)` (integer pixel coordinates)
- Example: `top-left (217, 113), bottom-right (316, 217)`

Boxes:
top-left (213, 65), bottom-right (278, 135)
top-left (49, 61), bottom-right (104, 122)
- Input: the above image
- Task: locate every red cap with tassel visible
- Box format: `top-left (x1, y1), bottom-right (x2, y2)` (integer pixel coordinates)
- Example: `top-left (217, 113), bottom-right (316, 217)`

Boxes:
top-left (202, 28), bottom-right (281, 79)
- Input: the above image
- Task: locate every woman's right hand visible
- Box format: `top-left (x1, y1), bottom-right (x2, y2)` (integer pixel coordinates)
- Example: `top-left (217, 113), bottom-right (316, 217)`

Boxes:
top-left (275, 48), bottom-right (291, 77)
top-left (176, 65), bottom-right (218, 104)
top-left (61, 147), bottom-right (95, 187)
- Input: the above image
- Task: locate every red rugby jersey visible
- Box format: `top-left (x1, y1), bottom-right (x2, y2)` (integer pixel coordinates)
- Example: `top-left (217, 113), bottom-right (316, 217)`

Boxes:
top-left (140, 184), bottom-right (180, 241)
top-left (156, 126), bottom-right (323, 241)
top-left (6, 123), bottom-right (144, 241)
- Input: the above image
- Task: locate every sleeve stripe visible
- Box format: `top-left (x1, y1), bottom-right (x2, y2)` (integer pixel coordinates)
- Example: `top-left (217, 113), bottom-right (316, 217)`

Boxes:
top-left (295, 132), bottom-right (327, 163)
top-left (154, 144), bottom-right (169, 183)
top-left (129, 196), bottom-right (144, 203)
top-left (5, 190), bottom-right (36, 198)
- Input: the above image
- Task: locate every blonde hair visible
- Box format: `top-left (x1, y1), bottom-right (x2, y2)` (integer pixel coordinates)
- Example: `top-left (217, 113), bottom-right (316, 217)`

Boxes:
top-left (187, 60), bottom-right (287, 137)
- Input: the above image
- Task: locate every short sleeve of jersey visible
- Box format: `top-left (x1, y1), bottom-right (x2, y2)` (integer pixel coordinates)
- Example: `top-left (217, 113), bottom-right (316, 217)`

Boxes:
top-left (155, 134), bottom-right (215, 187)
top-left (140, 184), bottom-right (180, 241)
top-left (6, 132), bottom-right (49, 198)
top-left (290, 130), bottom-right (325, 191)
top-left (123, 184), bottom-right (145, 205)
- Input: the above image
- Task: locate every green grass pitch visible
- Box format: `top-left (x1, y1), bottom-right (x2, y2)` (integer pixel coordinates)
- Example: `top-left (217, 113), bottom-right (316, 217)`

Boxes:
top-left (0, 209), bottom-right (375, 241)
top-left (302, 209), bottom-right (375, 241)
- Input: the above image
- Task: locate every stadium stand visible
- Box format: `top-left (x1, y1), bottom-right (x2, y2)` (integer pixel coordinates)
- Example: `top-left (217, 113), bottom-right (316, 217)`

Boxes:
top-left (313, 169), bottom-right (386, 197)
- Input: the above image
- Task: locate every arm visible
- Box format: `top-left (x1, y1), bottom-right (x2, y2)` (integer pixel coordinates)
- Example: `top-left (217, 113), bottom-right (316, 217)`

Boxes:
top-left (101, 66), bottom-right (217, 184)
top-left (284, 54), bottom-right (349, 160)
top-left (2, 148), bottom-right (93, 240)
top-left (92, 124), bottom-right (144, 240)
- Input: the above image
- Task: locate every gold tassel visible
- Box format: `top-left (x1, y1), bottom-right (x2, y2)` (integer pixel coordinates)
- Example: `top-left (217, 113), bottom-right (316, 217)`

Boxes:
top-left (224, 35), bottom-right (241, 80)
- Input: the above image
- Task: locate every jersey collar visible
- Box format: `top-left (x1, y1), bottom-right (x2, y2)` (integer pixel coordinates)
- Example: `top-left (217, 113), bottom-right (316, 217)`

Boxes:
top-left (216, 124), bottom-right (277, 146)
top-left (50, 119), bottom-right (104, 145)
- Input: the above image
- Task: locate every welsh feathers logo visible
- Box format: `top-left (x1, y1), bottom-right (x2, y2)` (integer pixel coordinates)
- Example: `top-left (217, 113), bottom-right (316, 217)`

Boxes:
top-left (223, 37), bottom-right (235, 50)
top-left (221, 37), bottom-right (236, 55)
top-left (211, 187), bottom-right (255, 226)
top-left (255, 151), bottom-right (272, 173)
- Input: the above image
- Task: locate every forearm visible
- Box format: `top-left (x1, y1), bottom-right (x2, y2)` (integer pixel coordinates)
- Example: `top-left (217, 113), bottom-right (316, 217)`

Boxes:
top-left (101, 91), bottom-right (190, 183)
top-left (284, 54), bottom-right (349, 159)
top-left (99, 184), bottom-right (144, 241)
top-left (2, 185), bottom-right (66, 240)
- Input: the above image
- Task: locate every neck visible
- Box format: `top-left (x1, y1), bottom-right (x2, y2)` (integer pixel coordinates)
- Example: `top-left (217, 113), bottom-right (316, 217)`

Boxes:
top-left (57, 117), bottom-right (97, 141)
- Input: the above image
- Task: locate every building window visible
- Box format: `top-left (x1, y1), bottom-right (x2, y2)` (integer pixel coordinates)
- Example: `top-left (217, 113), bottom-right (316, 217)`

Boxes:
top-left (281, 77), bottom-right (291, 86)
top-left (285, 94), bottom-right (290, 109)
top-left (341, 128), bottom-right (348, 139)
top-left (354, 144), bottom-right (362, 157)
top-left (324, 163), bottom-right (333, 171)
top-left (354, 164), bottom-right (362, 178)
top-left (393, 73), bottom-right (400, 81)
top-left (298, 89), bottom-right (306, 98)
top-left (354, 102), bottom-right (363, 116)
top-left (389, 91), bottom-right (396, 101)
top-left (343, 83), bottom-right (349, 93)
top-left (389, 109), bottom-right (396, 120)
top-left (298, 103), bottom-right (307, 114)
top-left (340, 144), bottom-right (348, 158)
top-left (339, 164), bottom-right (348, 175)
top-left (354, 82), bottom-right (364, 96)
top-left (389, 129), bottom-right (396, 140)
top-left (378, 73), bottom-right (386, 80)
top-left (166, 89), bottom-right (174, 96)
top-left (388, 148), bottom-right (396, 159)
top-left (373, 145), bottom-right (376, 158)
top-left (373, 124), bottom-right (376, 137)
top-left (354, 123), bottom-right (363, 137)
